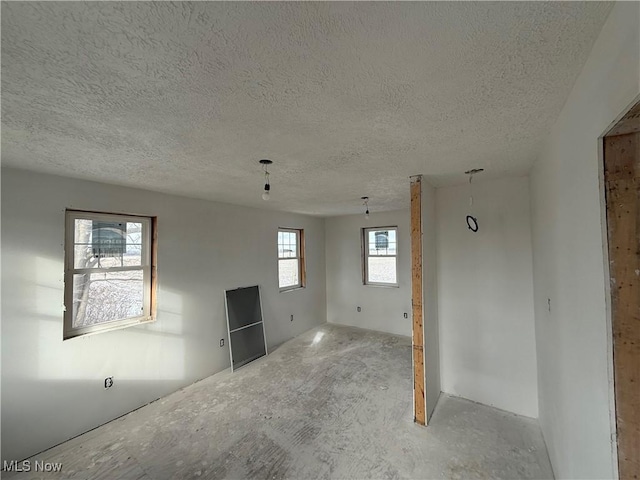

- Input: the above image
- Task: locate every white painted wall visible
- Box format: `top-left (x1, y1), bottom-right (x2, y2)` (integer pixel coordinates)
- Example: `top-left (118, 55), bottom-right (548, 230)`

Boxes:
top-left (529, 3), bottom-right (640, 478)
top-left (1, 168), bottom-right (327, 463)
top-left (422, 180), bottom-right (441, 421)
top-left (325, 210), bottom-right (411, 337)
top-left (437, 176), bottom-right (538, 418)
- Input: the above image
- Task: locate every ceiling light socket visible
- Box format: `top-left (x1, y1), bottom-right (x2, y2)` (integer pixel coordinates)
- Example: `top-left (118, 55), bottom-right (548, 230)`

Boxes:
top-left (464, 168), bottom-right (484, 175)
top-left (260, 159), bottom-right (273, 201)
top-left (361, 196), bottom-right (370, 219)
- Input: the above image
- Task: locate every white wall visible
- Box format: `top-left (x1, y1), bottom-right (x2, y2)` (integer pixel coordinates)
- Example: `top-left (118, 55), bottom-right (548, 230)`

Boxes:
top-left (530, 2), bottom-right (639, 478)
top-left (325, 210), bottom-right (411, 337)
top-left (422, 180), bottom-right (441, 421)
top-left (437, 176), bottom-right (538, 418)
top-left (1, 167), bottom-right (327, 463)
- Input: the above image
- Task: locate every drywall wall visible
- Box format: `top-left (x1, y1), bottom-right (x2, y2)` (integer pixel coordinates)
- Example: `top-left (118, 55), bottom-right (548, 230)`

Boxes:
top-left (422, 180), bottom-right (441, 421)
top-left (529, 2), bottom-right (640, 478)
top-left (1, 167), bottom-right (327, 463)
top-left (437, 176), bottom-right (538, 418)
top-left (325, 210), bottom-right (411, 337)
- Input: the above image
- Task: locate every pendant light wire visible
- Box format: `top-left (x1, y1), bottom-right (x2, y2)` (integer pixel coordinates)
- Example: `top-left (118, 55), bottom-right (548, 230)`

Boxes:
top-left (259, 159), bottom-right (273, 200)
top-left (362, 196), bottom-right (370, 219)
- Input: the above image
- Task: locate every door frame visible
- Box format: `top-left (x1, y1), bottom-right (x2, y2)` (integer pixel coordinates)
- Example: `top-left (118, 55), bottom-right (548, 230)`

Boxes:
top-left (599, 94), bottom-right (640, 479)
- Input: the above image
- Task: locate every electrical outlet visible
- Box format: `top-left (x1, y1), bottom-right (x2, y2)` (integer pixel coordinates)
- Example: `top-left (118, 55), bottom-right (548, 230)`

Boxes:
top-left (220, 338), bottom-right (225, 347)
top-left (404, 312), bottom-right (408, 319)
top-left (290, 314), bottom-right (294, 322)
top-left (357, 306), bottom-right (361, 312)
top-left (104, 377), bottom-right (114, 389)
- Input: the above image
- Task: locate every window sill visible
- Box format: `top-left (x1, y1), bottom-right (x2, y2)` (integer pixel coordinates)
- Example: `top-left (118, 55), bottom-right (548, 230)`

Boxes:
top-left (363, 283), bottom-right (399, 288)
top-left (64, 316), bottom-right (156, 340)
top-left (279, 286), bottom-right (305, 293)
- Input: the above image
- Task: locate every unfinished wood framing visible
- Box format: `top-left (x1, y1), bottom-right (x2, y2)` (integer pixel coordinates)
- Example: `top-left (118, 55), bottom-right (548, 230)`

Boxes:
top-left (150, 216), bottom-right (158, 320)
top-left (604, 108), bottom-right (640, 479)
top-left (299, 228), bottom-right (307, 288)
top-left (607, 101), bottom-right (640, 137)
top-left (410, 175), bottom-right (426, 425)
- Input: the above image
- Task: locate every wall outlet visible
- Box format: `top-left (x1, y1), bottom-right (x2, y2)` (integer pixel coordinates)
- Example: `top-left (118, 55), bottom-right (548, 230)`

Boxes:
top-left (357, 306), bottom-right (361, 312)
top-left (104, 377), bottom-right (114, 389)
top-left (290, 314), bottom-right (294, 322)
top-left (220, 338), bottom-right (225, 347)
top-left (404, 312), bottom-right (408, 319)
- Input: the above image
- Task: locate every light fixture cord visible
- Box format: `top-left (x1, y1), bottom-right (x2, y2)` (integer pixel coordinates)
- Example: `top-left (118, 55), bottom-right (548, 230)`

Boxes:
top-left (264, 164), bottom-right (270, 186)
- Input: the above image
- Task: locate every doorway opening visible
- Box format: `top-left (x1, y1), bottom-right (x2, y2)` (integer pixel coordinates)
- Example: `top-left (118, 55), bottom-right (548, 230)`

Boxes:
top-left (603, 99), bottom-right (640, 478)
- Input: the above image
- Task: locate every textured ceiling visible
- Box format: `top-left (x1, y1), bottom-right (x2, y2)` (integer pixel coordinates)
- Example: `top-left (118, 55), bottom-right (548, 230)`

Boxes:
top-left (1, 2), bottom-right (612, 216)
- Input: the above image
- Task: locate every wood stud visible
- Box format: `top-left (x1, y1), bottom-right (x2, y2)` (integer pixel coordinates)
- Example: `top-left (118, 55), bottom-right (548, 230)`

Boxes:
top-left (607, 101), bottom-right (640, 137)
top-left (150, 216), bottom-right (159, 320)
top-left (410, 176), bottom-right (426, 425)
top-left (604, 117), bottom-right (640, 479)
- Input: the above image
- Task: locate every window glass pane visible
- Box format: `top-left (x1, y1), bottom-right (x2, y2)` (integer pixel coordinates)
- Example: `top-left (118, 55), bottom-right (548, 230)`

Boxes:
top-left (91, 221), bottom-right (126, 259)
top-left (72, 270), bottom-right (144, 328)
top-left (279, 258), bottom-right (299, 288)
top-left (100, 222), bottom-right (142, 268)
top-left (74, 219), bottom-right (94, 243)
top-left (278, 231), bottom-right (298, 259)
top-left (368, 230), bottom-right (376, 254)
top-left (74, 244), bottom-right (98, 269)
top-left (121, 222), bottom-right (142, 266)
top-left (73, 220), bottom-right (96, 268)
top-left (287, 238), bottom-right (297, 258)
top-left (368, 257), bottom-right (397, 284)
top-left (368, 229), bottom-right (396, 256)
top-left (74, 221), bottom-right (143, 268)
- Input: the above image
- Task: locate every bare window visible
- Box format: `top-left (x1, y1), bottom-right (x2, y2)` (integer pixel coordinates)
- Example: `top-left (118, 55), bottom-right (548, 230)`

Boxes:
top-left (278, 228), bottom-right (305, 291)
top-left (363, 227), bottom-right (398, 286)
top-left (64, 210), bottom-right (156, 339)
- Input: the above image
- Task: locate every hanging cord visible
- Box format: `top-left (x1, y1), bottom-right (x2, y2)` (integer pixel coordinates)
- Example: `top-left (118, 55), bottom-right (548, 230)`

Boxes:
top-left (466, 171), bottom-right (479, 232)
top-left (261, 162), bottom-right (271, 200)
top-left (263, 163), bottom-right (271, 198)
top-left (362, 196), bottom-right (370, 218)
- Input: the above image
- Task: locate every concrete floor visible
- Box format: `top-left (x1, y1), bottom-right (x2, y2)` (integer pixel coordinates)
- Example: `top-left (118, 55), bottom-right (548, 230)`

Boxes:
top-left (4, 324), bottom-right (554, 479)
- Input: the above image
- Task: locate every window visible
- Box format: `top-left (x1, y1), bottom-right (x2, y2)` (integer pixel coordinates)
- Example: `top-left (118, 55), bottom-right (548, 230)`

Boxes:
top-left (363, 226), bottom-right (398, 286)
top-left (277, 228), bottom-right (305, 291)
top-left (64, 210), bottom-right (156, 339)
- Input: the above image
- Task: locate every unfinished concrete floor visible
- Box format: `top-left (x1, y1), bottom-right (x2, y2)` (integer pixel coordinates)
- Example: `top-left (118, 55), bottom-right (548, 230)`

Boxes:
top-left (5, 324), bottom-right (553, 479)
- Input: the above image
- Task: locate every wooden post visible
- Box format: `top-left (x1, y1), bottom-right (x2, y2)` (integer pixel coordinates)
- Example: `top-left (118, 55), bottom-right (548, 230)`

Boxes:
top-left (150, 216), bottom-right (159, 320)
top-left (604, 123), bottom-right (639, 478)
top-left (410, 175), bottom-right (426, 425)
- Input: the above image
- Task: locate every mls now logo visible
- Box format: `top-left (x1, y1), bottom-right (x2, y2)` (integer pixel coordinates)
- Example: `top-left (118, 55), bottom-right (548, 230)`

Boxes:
top-left (3, 460), bottom-right (63, 472)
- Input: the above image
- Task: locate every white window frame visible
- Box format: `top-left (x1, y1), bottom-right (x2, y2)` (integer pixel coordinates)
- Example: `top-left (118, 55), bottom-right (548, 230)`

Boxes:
top-left (362, 226), bottom-right (399, 287)
top-left (64, 210), bottom-right (156, 339)
top-left (277, 228), bottom-right (305, 292)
